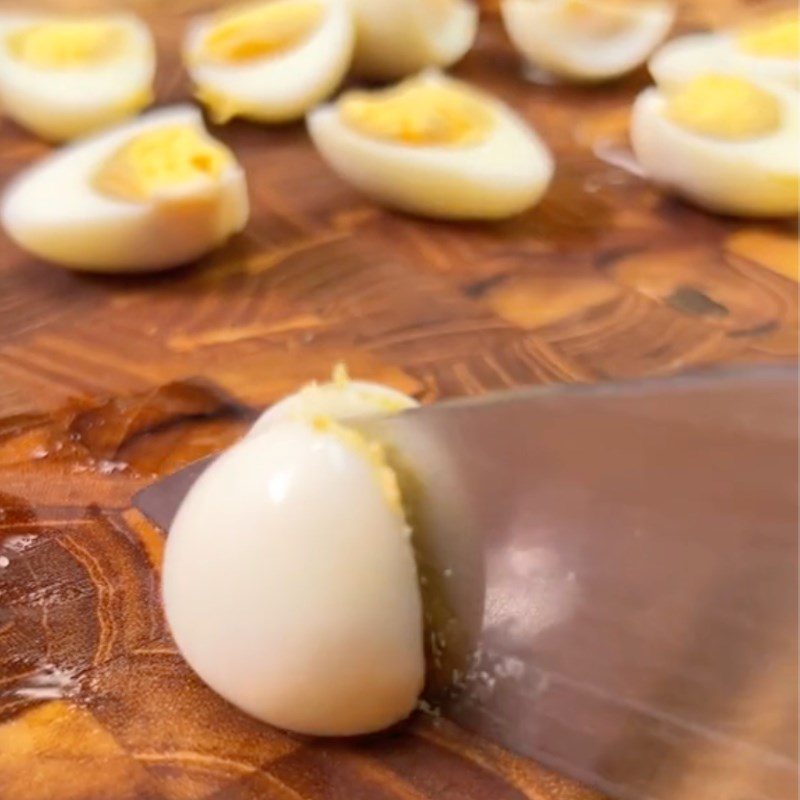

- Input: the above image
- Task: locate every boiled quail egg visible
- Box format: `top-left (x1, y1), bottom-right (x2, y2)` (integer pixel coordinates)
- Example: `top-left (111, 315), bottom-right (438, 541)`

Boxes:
top-left (500, 0), bottom-right (675, 82)
top-left (162, 375), bottom-right (424, 736)
top-left (307, 71), bottom-right (554, 219)
top-left (349, 0), bottom-right (478, 80)
top-left (1, 105), bottom-right (249, 272)
top-left (184, 0), bottom-right (354, 124)
top-left (0, 12), bottom-right (155, 141)
top-left (630, 73), bottom-right (799, 217)
top-left (650, 11), bottom-right (799, 90)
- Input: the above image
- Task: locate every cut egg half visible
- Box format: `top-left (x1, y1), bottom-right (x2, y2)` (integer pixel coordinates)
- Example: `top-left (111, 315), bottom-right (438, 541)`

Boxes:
top-left (0, 11), bottom-right (155, 141)
top-left (349, 0), bottom-right (478, 80)
top-left (650, 11), bottom-right (800, 90)
top-left (307, 71), bottom-right (554, 219)
top-left (500, 0), bottom-right (675, 82)
top-left (184, 0), bottom-right (354, 124)
top-left (631, 73), bottom-right (799, 217)
top-left (162, 374), bottom-right (424, 736)
top-left (1, 105), bottom-right (249, 272)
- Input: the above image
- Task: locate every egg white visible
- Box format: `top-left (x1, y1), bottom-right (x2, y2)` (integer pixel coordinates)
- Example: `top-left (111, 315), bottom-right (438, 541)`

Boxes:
top-left (630, 79), bottom-right (800, 217)
top-left (500, 0), bottom-right (675, 82)
top-left (349, 0), bottom-right (478, 80)
top-left (0, 12), bottom-right (155, 141)
top-left (251, 376), bottom-right (418, 436)
top-left (650, 30), bottom-right (800, 90)
top-left (184, 0), bottom-right (354, 124)
top-left (1, 105), bottom-right (249, 272)
top-left (162, 420), bottom-right (425, 736)
top-left (307, 72), bottom-right (554, 219)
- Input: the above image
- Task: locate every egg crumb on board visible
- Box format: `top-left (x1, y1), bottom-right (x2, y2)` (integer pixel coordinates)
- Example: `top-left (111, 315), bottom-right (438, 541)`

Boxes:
top-left (0, 12), bottom-right (154, 141)
top-left (1, 105), bottom-right (249, 272)
top-left (162, 369), bottom-right (424, 736)
top-left (183, 0), bottom-right (354, 124)
top-left (650, 10), bottom-right (800, 90)
top-left (631, 73), bottom-right (799, 217)
top-left (348, 0), bottom-right (478, 80)
top-left (500, 0), bottom-right (675, 82)
top-left (307, 71), bottom-right (554, 219)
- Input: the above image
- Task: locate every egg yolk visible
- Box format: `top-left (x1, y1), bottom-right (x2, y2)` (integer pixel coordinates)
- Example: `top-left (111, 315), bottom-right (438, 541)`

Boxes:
top-left (561, 0), bottom-right (635, 37)
top-left (328, 363), bottom-right (413, 412)
top-left (737, 12), bottom-right (799, 58)
top-left (331, 362), bottom-right (350, 388)
top-left (200, 0), bottom-right (323, 63)
top-left (666, 74), bottom-right (782, 140)
top-left (94, 126), bottom-right (233, 203)
top-left (340, 81), bottom-right (494, 147)
top-left (7, 19), bottom-right (125, 68)
top-left (311, 415), bottom-right (406, 518)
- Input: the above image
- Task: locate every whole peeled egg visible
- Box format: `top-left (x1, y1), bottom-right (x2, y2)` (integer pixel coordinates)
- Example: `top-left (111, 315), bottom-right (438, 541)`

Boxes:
top-left (500, 0), bottom-right (675, 82)
top-left (162, 370), bottom-right (425, 735)
top-left (349, 0), bottom-right (478, 80)
top-left (650, 11), bottom-right (800, 90)
top-left (631, 73), bottom-right (799, 217)
top-left (0, 12), bottom-right (155, 141)
top-left (1, 105), bottom-right (249, 272)
top-left (184, 0), bottom-right (354, 124)
top-left (307, 70), bottom-right (554, 219)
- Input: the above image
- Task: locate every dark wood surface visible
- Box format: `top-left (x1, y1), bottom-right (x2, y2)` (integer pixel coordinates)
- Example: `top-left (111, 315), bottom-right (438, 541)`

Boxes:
top-left (0, 1), bottom-right (796, 798)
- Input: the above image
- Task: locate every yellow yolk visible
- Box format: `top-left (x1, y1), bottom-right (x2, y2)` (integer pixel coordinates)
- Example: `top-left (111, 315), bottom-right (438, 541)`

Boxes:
top-left (666, 74), bottom-right (782, 140)
top-left (295, 364), bottom-right (413, 415)
top-left (332, 362), bottom-right (350, 387)
top-left (354, 389), bottom-right (412, 413)
top-left (200, 0), bottom-right (323, 64)
top-left (193, 86), bottom-right (254, 125)
top-left (738, 12), bottom-right (799, 58)
top-left (94, 125), bottom-right (233, 203)
top-left (7, 20), bottom-right (125, 68)
top-left (311, 415), bottom-right (406, 517)
top-left (562, 0), bottom-right (635, 37)
top-left (340, 82), bottom-right (494, 147)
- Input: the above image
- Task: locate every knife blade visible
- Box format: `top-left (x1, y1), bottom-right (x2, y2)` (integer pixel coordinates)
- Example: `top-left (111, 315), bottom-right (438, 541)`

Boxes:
top-left (133, 365), bottom-right (799, 800)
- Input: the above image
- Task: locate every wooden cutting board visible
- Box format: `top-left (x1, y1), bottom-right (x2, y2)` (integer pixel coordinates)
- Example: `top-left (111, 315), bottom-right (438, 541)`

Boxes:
top-left (0, 1), bottom-right (796, 798)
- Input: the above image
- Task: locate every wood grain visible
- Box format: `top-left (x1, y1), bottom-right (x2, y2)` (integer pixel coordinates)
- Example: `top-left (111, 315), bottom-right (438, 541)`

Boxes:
top-left (0, 0), bottom-right (797, 798)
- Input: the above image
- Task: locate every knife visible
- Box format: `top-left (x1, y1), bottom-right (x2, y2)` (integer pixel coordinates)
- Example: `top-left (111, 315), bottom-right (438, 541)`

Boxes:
top-left (133, 365), bottom-right (799, 800)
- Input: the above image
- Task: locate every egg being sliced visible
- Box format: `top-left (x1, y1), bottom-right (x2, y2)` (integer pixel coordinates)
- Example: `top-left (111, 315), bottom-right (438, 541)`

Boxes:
top-left (630, 73), bottom-right (799, 217)
top-left (307, 71), bottom-right (554, 219)
top-left (349, 0), bottom-right (478, 80)
top-left (0, 12), bottom-right (155, 141)
top-left (184, 0), bottom-right (354, 124)
top-left (162, 416), bottom-right (424, 735)
top-left (650, 11), bottom-right (800, 90)
top-left (500, 0), bottom-right (675, 82)
top-left (1, 105), bottom-right (249, 272)
top-left (250, 364), bottom-right (419, 437)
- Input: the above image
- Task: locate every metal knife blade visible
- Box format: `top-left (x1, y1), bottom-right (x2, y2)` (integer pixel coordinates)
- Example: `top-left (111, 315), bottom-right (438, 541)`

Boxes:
top-left (133, 366), bottom-right (799, 800)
